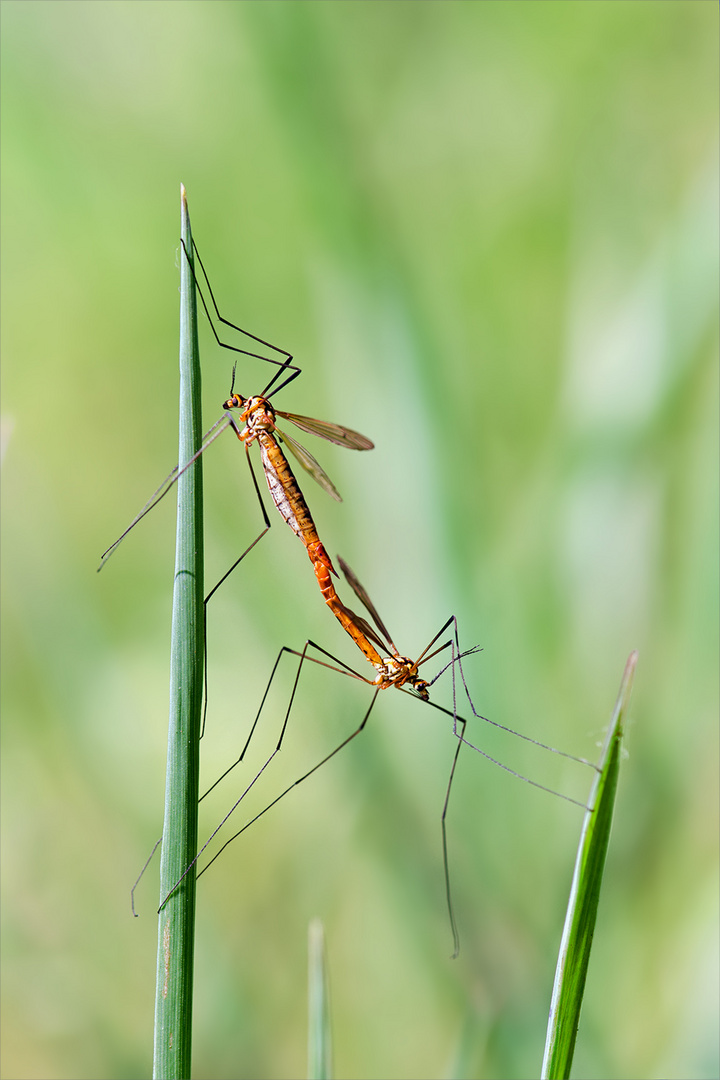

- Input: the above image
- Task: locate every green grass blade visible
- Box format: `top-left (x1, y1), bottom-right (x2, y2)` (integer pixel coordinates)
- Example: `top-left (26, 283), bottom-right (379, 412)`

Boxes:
top-left (541, 651), bottom-right (638, 1080)
top-left (153, 185), bottom-right (204, 1080)
top-left (308, 919), bottom-right (333, 1080)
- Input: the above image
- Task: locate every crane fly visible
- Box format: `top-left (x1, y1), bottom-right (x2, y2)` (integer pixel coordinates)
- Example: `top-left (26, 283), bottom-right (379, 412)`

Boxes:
top-left (97, 378), bottom-right (374, 574)
top-left (219, 372), bottom-right (372, 597)
top-left (99, 236), bottom-right (374, 575)
top-left (159, 558), bottom-right (596, 957)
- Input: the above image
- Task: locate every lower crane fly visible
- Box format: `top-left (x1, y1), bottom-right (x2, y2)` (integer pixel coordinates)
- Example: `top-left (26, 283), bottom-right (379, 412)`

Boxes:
top-left (158, 557), bottom-right (595, 957)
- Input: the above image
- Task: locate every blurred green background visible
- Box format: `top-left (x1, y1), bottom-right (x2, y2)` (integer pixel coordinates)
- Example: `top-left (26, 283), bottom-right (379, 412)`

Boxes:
top-left (2, 3), bottom-right (717, 1078)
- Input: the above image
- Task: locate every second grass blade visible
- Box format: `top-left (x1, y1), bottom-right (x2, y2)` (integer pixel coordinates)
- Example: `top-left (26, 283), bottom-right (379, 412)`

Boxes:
top-left (541, 650), bottom-right (638, 1080)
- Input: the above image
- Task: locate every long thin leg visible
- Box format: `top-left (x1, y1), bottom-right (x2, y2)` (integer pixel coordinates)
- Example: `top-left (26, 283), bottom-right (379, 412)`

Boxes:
top-left (98, 414), bottom-right (232, 570)
top-left (195, 687), bottom-right (381, 888)
top-left (189, 239), bottom-right (294, 369)
top-left (202, 640), bottom-right (376, 798)
top-left (194, 643), bottom-right (475, 955)
top-left (167, 620), bottom-right (570, 955)
top-left (420, 693), bottom-right (591, 810)
top-left (181, 238), bottom-right (301, 400)
top-left (429, 631), bottom-right (596, 956)
top-left (200, 440), bottom-right (273, 738)
top-left (160, 641), bottom-right (377, 907)
top-left (202, 639), bottom-right (373, 802)
top-left (200, 526), bottom-right (269, 740)
top-left (441, 711), bottom-right (466, 959)
top-left (167, 629), bottom-right (475, 955)
top-left (130, 836), bottom-right (161, 917)
top-left (137, 626), bottom-right (483, 937)
top-left (431, 615), bottom-right (599, 771)
top-left (200, 645), bottom-right (304, 801)
top-left (134, 644), bottom-right (313, 916)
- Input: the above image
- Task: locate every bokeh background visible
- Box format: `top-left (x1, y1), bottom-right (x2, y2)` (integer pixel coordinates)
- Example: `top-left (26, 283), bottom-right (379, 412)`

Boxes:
top-left (2, 3), bottom-right (717, 1079)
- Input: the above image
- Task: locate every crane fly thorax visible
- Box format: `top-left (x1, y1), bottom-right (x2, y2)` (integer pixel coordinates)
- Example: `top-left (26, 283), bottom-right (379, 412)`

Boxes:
top-left (225, 394), bottom-right (277, 445)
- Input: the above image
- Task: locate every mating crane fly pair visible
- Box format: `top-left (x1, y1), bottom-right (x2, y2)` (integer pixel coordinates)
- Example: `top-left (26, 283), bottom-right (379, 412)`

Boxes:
top-left (103, 237), bottom-right (594, 956)
top-left (99, 238), bottom-right (447, 701)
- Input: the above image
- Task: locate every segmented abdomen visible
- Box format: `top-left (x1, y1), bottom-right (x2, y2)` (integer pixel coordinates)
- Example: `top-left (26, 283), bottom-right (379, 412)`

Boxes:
top-left (259, 434), bottom-right (334, 573)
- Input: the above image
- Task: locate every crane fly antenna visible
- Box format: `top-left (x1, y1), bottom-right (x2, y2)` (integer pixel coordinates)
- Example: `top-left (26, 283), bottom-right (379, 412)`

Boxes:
top-left (428, 644), bottom-right (483, 686)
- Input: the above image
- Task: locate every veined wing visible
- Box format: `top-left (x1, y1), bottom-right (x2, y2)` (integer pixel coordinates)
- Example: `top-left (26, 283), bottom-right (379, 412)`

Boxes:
top-left (277, 411), bottom-right (374, 451)
top-left (275, 427), bottom-right (342, 502)
top-left (337, 557), bottom-right (398, 655)
top-left (347, 607), bottom-right (393, 657)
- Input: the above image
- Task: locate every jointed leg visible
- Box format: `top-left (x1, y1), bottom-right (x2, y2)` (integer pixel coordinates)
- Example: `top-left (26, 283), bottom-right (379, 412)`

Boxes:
top-left (161, 640), bottom-right (376, 907)
top-left (430, 615), bottom-right (598, 771)
top-left (200, 439), bottom-right (273, 737)
top-left (181, 238), bottom-right (301, 399)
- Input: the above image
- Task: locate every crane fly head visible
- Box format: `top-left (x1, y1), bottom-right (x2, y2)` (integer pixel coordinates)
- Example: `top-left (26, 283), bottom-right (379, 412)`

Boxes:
top-left (414, 679), bottom-right (430, 702)
top-left (223, 392), bottom-right (247, 412)
top-left (229, 395), bottom-right (277, 433)
top-left (408, 675), bottom-right (430, 701)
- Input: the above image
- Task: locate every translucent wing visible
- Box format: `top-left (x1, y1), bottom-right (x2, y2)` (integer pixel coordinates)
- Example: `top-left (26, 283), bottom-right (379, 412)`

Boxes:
top-left (344, 607), bottom-right (393, 657)
top-left (337, 556), bottom-right (398, 655)
top-left (275, 427), bottom-right (342, 502)
top-left (277, 411), bottom-right (374, 451)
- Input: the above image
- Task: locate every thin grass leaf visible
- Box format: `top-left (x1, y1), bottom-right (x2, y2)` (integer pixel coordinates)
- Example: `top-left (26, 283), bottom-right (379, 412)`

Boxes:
top-left (153, 184), bottom-right (204, 1080)
top-left (541, 650), bottom-right (638, 1080)
top-left (308, 919), bottom-right (333, 1080)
